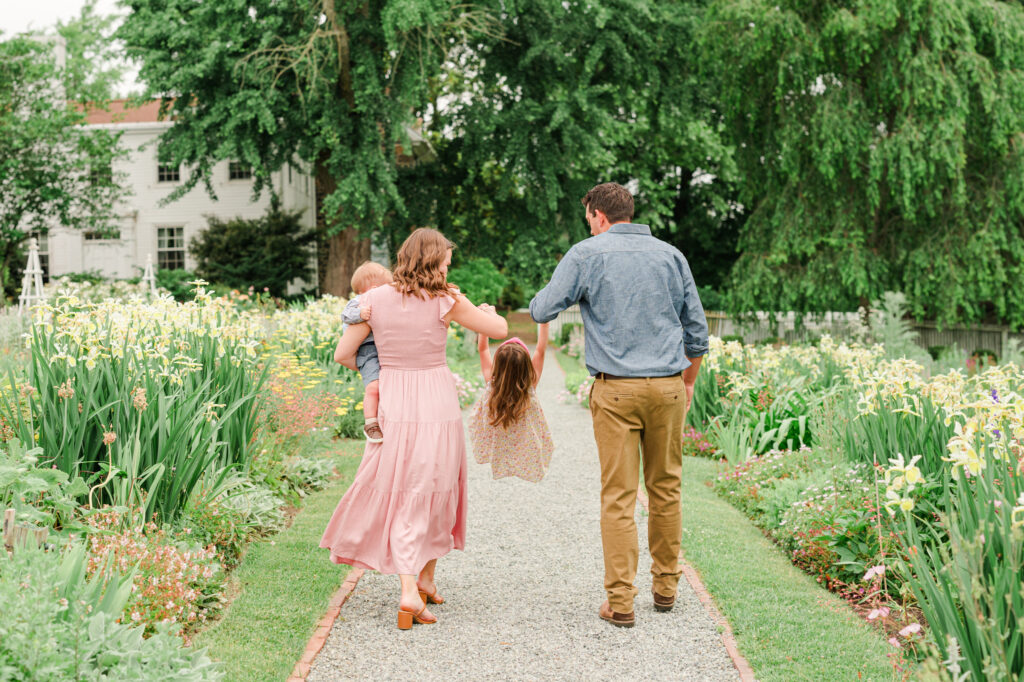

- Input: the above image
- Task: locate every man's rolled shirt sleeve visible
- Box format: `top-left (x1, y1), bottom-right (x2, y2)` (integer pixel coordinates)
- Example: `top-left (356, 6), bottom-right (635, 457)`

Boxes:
top-left (679, 261), bottom-right (709, 358)
top-left (530, 248), bottom-right (585, 323)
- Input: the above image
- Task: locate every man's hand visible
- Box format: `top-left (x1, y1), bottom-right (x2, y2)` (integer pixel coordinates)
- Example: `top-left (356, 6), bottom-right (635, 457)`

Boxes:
top-left (359, 303), bottom-right (372, 321)
top-left (684, 382), bottom-right (695, 411)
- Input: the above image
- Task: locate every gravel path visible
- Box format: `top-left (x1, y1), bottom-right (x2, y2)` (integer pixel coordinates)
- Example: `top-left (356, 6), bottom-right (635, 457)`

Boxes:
top-left (309, 352), bottom-right (739, 681)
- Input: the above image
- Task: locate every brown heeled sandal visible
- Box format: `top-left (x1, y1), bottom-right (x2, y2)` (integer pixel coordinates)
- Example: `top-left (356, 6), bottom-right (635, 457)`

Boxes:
top-left (418, 588), bottom-right (445, 605)
top-left (397, 603), bottom-right (437, 630)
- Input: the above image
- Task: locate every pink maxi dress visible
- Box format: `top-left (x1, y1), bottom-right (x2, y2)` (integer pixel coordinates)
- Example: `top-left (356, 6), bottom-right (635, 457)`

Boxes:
top-left (319, 285), bottom-right (467, 574)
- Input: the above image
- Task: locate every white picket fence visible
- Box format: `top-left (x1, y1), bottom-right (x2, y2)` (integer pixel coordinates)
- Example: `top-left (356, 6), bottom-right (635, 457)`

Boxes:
top-left (547, 306), bottom-right (1024, 359)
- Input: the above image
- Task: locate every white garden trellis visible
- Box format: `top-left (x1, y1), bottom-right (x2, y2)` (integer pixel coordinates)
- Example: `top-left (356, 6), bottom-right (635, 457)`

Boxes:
top-left (141, 253), bottom-right (157, 294)
top-left (17, 238), bottom-right (46, 315)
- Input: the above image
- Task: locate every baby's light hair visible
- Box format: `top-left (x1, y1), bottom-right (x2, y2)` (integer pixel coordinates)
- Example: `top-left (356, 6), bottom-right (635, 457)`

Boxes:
top-left (350, 261), bottom-right (394, 295)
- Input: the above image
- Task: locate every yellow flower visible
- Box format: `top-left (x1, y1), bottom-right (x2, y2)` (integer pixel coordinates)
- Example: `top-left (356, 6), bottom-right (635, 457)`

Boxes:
top-left (899, 498), bottom-right (914, 512)
top-left (335, 408), bottom-right (348, 416)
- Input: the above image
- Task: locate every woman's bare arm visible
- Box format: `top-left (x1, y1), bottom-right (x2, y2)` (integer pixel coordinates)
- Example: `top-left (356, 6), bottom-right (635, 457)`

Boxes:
top-left (333, 322), bottom-right (371, 370)
top-left (446, 296), bottom-right (508, 339)
top-left (531, 322), bottom-right (549, 385)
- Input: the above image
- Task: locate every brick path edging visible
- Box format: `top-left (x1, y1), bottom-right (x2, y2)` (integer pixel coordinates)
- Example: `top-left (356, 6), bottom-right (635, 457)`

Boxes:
top-left (637, 487), bottom-right (756, 682)
top-left (287, 568), bottom-right (365, 681)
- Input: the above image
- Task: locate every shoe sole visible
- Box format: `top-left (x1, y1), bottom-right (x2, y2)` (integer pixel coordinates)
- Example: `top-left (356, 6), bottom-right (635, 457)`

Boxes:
top-left (364, 436), bottom-right (384, 443)
top-left (653, 602), bottom-right (675, 612)
top-left (599, 613), bottom-right (636, 628)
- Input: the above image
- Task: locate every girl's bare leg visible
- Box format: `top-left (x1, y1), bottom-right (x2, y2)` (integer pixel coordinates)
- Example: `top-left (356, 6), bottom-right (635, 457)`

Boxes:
top-left (399, 574), bottom-right (433, 619)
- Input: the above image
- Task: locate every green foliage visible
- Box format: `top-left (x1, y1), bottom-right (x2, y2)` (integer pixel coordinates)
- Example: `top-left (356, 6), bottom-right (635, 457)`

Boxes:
top-left (868, 291), bottom-right (931, 365)
top-left (0, 544), bottom-right (221, 680)
top-left (190, 208), bottom-right (316, 298)
top-left (156, 269), bottom-right (199, 302)
top-left (447, 257), bottom-right (508, 307)
top-left (0, 31), bottom-right (129, 298)
top-left (0, 439), bottom-right (86, 529)
top-left (704, 0), bottom-right (1024, 327)
top-left (0, 301), bottom-right (267, 526)
top-left (835, 392), bottom-right (955, 483)
top-left (897, 450), bottom-right (1024, 681)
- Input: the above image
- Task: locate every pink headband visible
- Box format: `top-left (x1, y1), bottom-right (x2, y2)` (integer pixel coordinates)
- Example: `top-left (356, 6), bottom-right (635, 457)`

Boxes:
top-left (498, 337), bottom-right (529, 352)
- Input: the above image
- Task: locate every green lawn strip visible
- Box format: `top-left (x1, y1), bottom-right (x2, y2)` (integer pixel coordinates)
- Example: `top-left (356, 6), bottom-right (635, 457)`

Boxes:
top-left (554, 349), bottom-right (584, 374)
top-left (680, 456), bottom-right (894, 681)
top-left (192, 439), bottom-right (363, 682)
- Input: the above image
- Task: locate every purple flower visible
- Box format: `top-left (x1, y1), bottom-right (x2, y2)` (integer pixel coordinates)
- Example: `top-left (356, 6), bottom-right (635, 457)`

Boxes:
top-left (992, 388), bottom-right (1000, 403)
top-left (994, 429), bottom-right (1001, 439)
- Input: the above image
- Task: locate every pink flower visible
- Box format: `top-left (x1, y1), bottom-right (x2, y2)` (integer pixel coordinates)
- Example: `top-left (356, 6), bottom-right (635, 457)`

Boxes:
top-left (888, 637), bottom-right (901, 648)
top-left (867, 606), bottom-right (890, 620)
top-left (862, 564), bottom-right (886, 581)
top-left (898, 623), bottom-right (922, 637)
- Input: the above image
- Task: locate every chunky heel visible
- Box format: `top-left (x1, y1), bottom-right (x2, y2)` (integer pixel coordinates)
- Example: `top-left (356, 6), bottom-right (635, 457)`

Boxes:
top-left (397, 610), bottom-right (414, 630)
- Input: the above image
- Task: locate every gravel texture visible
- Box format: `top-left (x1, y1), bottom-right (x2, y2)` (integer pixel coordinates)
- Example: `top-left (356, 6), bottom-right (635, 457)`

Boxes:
top-left (309, 351), bottom-right (739, 681)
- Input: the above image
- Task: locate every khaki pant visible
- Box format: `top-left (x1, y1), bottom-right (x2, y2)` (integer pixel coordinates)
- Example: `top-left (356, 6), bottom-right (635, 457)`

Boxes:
top-left (590, 374), bottom-right (686, 613)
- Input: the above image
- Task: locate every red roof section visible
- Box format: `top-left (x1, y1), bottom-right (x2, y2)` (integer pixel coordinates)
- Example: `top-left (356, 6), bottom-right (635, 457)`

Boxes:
top-left (83, 99), bottom-right (169, 125)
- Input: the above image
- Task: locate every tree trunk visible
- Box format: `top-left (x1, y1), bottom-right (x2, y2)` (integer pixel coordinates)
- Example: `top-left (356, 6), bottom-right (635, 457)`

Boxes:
top-left (316, 160), bottom-right (371, 297)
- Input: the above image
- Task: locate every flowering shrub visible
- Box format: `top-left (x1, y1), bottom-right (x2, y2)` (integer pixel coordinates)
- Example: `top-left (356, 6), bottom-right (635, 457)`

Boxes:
top-left (680, 426), bottom-right (716, 458)
top-left (85, 508), bottom-right (223, 638)
top-left (560, 371), bottom-right (594, 408)
top-left (0, 543), bottom-right (222, 679)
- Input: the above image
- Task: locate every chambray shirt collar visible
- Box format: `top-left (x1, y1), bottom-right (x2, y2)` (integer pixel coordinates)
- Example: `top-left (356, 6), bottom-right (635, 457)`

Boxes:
top-left (606, 223), bottom-right (651, 235)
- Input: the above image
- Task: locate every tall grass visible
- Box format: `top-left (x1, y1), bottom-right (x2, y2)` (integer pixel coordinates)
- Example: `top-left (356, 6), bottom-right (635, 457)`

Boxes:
top-left (0, 291), bottom-right (267, 523)
top-left (898, 447), bottom-right (1024, 680)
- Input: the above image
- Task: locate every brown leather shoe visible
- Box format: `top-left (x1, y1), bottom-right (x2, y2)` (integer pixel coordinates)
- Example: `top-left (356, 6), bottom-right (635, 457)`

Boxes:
top-left (652, 589), bottom-right (675, 612)
top-left (599, 600), bottom-right (635, 628)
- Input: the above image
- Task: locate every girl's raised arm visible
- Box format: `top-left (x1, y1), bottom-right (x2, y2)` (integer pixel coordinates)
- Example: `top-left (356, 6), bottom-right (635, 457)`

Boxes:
top-left (478, 332), bottom-right (493, 383)
top-left (531, 322), bottom-right (549, 385)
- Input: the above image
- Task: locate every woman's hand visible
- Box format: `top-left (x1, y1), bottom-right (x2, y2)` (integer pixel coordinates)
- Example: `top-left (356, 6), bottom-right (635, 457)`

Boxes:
top-left (334, 322), bottom-right (371, 370)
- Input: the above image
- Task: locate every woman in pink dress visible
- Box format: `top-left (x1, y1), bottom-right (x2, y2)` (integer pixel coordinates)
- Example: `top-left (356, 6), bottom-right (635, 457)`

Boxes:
top-left (320, 228), bottom-right (508, 630)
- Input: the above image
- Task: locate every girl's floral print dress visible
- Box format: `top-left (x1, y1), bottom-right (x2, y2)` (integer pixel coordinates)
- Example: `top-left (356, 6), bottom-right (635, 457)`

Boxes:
top-left (468, 383), bottom-right (554, 483)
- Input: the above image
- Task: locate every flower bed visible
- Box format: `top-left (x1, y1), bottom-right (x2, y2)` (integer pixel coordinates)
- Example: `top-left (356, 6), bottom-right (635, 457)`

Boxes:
top-left (701, 334), bottom-right (1024, 677)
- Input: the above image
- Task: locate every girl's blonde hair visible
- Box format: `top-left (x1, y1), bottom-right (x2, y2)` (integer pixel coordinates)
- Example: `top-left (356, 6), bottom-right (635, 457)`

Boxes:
top-left (392, 228), bottom-right (457, 299)
top-left (488, 342), bottom-right (535, 428)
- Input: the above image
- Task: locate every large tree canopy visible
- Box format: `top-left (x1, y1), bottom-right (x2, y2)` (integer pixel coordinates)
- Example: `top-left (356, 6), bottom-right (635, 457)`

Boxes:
top-left (397, 0), bottom-right (738, 300)
top-left (703, 0), bottom-right (1024, 327)
top-left (119, 0), bottom-right (737, 299)
top-left (118, 0), bottom-right (490, 295)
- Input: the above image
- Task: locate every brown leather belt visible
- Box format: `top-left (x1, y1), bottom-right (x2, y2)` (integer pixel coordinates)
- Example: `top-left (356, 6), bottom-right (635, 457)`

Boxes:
top-left (596, 372), bottom-right (682, 380)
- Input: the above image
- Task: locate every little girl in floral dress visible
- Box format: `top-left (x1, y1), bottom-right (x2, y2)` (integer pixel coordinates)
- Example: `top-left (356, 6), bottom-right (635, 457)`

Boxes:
top-left (468, 319), bottom-right (554, 482)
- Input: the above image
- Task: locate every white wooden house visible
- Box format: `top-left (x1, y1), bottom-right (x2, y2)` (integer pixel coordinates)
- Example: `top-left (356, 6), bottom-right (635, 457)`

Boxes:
top-left (43, 99), bottom-right (317, 291)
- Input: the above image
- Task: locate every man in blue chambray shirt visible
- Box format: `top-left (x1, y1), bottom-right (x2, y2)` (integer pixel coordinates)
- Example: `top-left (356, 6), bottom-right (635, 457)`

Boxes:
top-left (530, 182), bottom-right (708, 628)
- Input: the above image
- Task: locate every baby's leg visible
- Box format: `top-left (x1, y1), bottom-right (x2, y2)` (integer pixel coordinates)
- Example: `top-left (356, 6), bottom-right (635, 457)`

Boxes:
top-left (363, 380), bottom-right (380, 421)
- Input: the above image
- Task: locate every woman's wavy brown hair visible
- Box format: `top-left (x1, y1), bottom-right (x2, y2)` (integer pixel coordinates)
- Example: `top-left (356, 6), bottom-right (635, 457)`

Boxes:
top-left (488, 343), bottom-right (536, 428)
top-left (392, 228), bottom-right (458, 299)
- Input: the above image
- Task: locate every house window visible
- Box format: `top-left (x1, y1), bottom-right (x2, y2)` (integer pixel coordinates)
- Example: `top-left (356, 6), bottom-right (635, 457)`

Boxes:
top-left (157, 226), bottom-right (185, 270)
top-left (228, 161), bottom-right (252, 180)
top-left (84, 228), bottom-right (121, 241)
top-left (157, 162), bottom-right (180, 183)
top-left (90, 160), bottom-right (113, 186)
top-left (30, 231), bottom-right (50, 283)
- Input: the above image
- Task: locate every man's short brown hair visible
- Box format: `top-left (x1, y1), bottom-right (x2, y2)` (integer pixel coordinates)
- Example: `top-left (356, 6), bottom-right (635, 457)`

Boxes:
top-left (581, 182), bottom-right (634, 223)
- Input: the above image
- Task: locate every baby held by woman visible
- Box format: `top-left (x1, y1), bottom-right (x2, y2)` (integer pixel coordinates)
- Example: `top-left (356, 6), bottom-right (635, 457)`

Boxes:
top-left (342, 261), bottom-right (393, 443)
